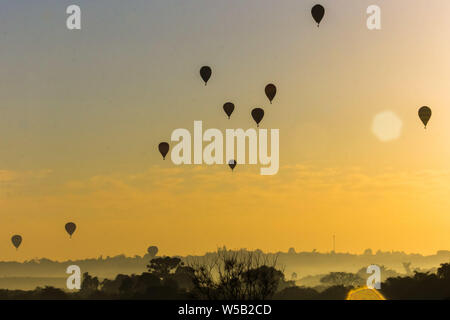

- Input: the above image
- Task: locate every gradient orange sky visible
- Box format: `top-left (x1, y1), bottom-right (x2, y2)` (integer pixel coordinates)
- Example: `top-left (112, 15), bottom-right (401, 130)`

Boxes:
top-left (1, 0), bottom-right (450, 260)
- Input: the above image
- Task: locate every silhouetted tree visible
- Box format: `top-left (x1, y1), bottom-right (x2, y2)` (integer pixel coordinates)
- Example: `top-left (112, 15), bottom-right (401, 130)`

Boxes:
top-left (381, 264), bottom-right (450, 300)
top-left (274, 286), bottom-right (319, 300)
top-left (319, 285), bottom-right (350, 300)
top-left (173, 265), bottom-right (195, 291)
top-left (320, 272), bottom-right (363, 287)
top-left (80, 272), bottom-right (100, 297)
top-left (188, 249), bottom-right (288, 300)
top-left (402, 262), bottom-right (412, 275)
top-left (147, 257), bottom-right (182, 281)
top-left (437, 263), bottom-right (450, 280)
top-left (33, 286), bottom-right (68, 300)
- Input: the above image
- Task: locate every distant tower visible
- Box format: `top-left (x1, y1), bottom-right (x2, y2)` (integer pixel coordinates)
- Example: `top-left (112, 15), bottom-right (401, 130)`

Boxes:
top-left (332, 234), bottom-right (336, 253)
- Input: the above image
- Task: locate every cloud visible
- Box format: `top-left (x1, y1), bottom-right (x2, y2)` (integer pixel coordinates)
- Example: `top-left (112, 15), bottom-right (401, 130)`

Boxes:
top-left (55, 164), bottom-right (450, 210)
top-left (0, 169), bottom-right (53, 200)
top-left (3, 164), bottom-right (450, 223)
top-left (2, 165), bottom-right (450, 260)
top-left (4, 165), bottom-right (449, 202)
top-left (0, 169), bottom-right (52, 185)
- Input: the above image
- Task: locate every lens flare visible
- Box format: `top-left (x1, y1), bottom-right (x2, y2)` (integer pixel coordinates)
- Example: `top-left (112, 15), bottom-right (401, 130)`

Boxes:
top-left (372, 111), bottom-right (403, 142)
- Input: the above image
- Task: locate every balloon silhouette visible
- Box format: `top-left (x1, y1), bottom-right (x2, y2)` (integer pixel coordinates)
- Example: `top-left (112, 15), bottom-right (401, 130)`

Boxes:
top-left (65, 222), bottom-right (76, 239)
top-left (228, 160), bottom-right (237, 171)
top-left (223, 102), bottom-right (235, 119)
top-left (200, 66), bottom-right (212, 85)
top-left (158, 142), bottom-right (170, 160)
top-left (311, 4), bottom-right (325, 27)
top-left (11, 235), bottom-right (22, 250)
top-left (418, 106), bottom-right (432, 128)
top-left (147, 246), bottom-right (158, 257)
top-left (265, 84), bottom-right (277, 104)
top-left (251, 108), bottom-right (264, 127)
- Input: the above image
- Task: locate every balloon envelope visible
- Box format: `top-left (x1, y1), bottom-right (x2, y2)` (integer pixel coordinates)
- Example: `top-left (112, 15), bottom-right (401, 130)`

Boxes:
top-left (251, 108), bottom-right (264, 127)
top-left (228, 160), bottom-right (237, 171)
top-left (158, 142), bottom-right (170, 160)
top-left (311, 4), bottom-right (325, 26)
top-left (65, 222), bottom-right (76, 238)
top-left (223, 102), bottom-right (235, 119)
top-left (418, 106), bottom-right (432, 128)
top-left (200, 66), bottom-right (212, 85)
top-left (265, 84), bottom-right (277, 104)
top-left (11, 235), bottom-right (22, 249)
top-left (147, 246), bottom-right (159, 257)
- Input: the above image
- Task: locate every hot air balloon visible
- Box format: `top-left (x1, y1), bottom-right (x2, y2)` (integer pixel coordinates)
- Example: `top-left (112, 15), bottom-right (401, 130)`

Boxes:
top-left (228, 160), bottom-right (237, 171)
top-left (147, 246), bottom-right (158, 257)
top-left (251, 108), bottom-right (264, 127)
top-left (11, 235), bottom-right (22, 250)
top-left (200, 66), bottom-right (212, 85)
top-left (158, 142), bottom-right (170, 160)
top-left (65, 222), bottom-right (77, 239)
top-left (223, 102), bottom-right (235, 119)
top-left (418, 106), bottom-right (432, 129)
top-left (311, 4), bottom-right (325, 27)
top-left (265, 84), bottom-right (277, 104)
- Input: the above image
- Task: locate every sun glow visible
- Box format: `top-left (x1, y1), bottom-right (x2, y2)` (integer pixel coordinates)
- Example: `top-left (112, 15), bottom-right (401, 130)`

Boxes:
top-left (346, 286), bottom-right (386, 300)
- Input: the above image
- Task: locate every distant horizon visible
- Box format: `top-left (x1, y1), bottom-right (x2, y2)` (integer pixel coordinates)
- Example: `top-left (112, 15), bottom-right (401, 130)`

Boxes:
top-left (3, 246), bottom-right (450, 263)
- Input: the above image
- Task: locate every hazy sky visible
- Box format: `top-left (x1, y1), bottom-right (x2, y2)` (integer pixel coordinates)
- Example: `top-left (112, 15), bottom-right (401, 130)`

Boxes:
top-left (1, 0), bottom-right (450, 261)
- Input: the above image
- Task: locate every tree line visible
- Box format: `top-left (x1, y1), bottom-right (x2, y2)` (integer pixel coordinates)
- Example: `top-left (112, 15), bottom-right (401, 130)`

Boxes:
top-left (0, 250), bottom-right (449, 300)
